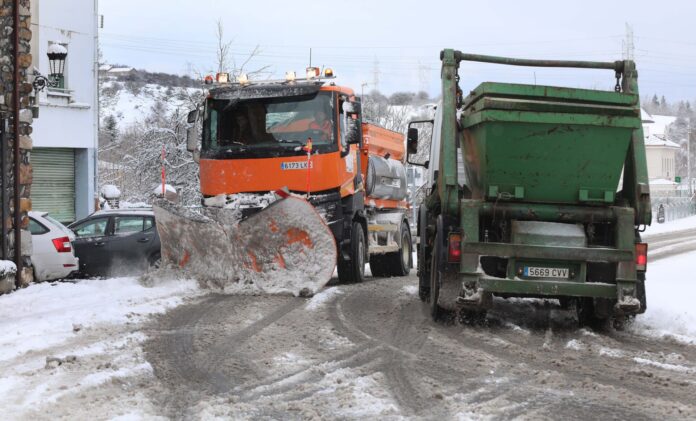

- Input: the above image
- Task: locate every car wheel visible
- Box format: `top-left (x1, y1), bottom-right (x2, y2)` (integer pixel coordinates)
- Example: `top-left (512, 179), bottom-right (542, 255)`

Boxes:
top-left (149, 253), bottom-right (162, 270)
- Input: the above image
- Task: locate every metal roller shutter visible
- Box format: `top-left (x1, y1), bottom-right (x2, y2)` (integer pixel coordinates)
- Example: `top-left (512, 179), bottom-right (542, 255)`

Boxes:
top-left (30, 148), bottom-right (76, 223)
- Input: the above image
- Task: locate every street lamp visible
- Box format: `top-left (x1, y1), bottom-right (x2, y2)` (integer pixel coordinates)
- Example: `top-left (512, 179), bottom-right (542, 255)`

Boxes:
top-left (47, 43), bottom-right (68, 88)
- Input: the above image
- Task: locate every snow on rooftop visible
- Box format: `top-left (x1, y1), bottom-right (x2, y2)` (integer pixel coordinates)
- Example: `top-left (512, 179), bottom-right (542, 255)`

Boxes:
top-left (108, 67), bottom-right (135, 73)
top-left (647, 114), bottom-right (677, 137)
top-left (649, 178), bottom-right (678, 186)
top-left (644, 134), bottom-right (681, 148)
top-left (640, 108), bottom-right (654, 123)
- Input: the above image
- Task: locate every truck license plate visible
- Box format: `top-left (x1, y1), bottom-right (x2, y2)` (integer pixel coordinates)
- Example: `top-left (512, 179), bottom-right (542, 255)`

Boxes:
top-left (523, 266), bottom-right (569, 279)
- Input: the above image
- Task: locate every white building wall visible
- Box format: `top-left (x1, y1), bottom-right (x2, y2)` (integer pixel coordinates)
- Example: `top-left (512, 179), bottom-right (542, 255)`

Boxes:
top-left (646, 146), bottom-right (677, 180)
top-left (30, 0), bottom-right (98, 220)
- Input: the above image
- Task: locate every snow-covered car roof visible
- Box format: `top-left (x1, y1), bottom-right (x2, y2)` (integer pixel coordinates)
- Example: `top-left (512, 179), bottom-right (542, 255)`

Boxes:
top-left (91, 208), bottom-right (154, 217)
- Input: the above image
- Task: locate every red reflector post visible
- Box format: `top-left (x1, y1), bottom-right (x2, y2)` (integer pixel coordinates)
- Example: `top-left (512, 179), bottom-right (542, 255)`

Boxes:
top-left (52, 237), bottom-right (72, 253)
top-left (635, 242), bottom-right (648, 271)
top-left (448, 233), bottom-right (462, 263)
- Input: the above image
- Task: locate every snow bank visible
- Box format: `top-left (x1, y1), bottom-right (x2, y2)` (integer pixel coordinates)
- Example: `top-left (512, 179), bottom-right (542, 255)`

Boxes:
top-left (631, 250), bottom-right (696, 344)
top-left (0, 277), bottom-right (200, 362)
top-left (643, 214), bottom-right (696, 237)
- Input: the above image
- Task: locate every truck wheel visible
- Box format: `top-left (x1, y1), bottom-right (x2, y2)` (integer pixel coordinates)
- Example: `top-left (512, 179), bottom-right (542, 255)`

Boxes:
top-left (577, 298), bottom-right (609, 330)
top-left (368, 254), bottom-right (389, 277)
top-left (418, 207), bottom-right (430, 302)
top-left (636, 272), bottom-right (647, 314)
top-left (369, 223), bottom-right (412, 278)
top-left (390, 223), bottom-right (412, 277)
top-left (429, 234), bottom-right (445, 321)
top-left (338, 221), bottom-right (366, 283)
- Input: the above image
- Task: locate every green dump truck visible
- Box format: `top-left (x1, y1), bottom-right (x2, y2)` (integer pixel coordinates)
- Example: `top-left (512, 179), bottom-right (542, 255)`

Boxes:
top-left (407, 50), bottom-right (651, 328)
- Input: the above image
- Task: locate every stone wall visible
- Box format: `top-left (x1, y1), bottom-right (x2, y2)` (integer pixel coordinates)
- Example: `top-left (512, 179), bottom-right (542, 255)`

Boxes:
top-left (0, 0), bottom-right (33, 291)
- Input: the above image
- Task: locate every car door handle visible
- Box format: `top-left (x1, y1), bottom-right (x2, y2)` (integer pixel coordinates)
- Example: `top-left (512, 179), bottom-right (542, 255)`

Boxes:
top-left (137, 237), bottom-right (150, 243)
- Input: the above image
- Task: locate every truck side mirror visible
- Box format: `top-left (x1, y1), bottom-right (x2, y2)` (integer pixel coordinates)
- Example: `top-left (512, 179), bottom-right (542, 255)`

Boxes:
top-left (407, 128), bottom-right (419, 153)
top-left (186, 109), bottom-right (199, 152)
top-left (187, 109), bottom-right (198, 124)
top-left (343, 101), bottom-right (362, 145)
top-left (346, 116), bottom-right (361, 145)
top-left (406, 120), bottom-right (433, 167)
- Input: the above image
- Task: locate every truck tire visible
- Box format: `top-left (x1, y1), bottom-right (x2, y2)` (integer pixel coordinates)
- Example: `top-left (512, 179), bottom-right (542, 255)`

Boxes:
top-left (338, 221), bottom-right (366, 283)
top-left (369, 223), bottom-right (412, 278)
top-left (636, 272), bottom-right (647, 314)
top-left (577, 298), bottom-right (609, 330)
top-left (418, 207), bottom-right (430, 302)
top-left (429, 234), bottom-right (444, 321)
top-left (390, 223), bottom-right (412, 277)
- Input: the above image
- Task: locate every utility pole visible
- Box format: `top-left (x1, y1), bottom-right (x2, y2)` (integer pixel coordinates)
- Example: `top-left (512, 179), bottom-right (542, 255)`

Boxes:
top-left (689, 117), bottom-right (693, 196)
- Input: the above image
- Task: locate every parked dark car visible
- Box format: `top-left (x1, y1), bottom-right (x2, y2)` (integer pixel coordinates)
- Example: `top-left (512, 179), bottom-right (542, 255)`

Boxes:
top-left (68, 208), bottom-right (161, 277)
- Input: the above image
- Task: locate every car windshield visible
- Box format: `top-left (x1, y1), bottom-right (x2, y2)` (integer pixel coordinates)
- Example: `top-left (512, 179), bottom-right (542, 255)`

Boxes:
top-left (204, 92), bottom-right (336, 151)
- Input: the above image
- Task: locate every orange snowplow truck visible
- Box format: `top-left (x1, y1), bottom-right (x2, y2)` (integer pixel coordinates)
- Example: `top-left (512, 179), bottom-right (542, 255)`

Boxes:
top-left (184, 70), bottom-right (412, 283)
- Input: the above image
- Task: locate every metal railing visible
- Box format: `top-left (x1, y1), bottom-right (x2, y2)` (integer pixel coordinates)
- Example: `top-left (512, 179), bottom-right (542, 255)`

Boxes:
top-left (652, 196), bottom-right (696, 223)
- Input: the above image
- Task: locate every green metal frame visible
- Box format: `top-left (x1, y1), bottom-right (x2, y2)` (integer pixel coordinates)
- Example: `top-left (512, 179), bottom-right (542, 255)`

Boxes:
top-left (434, 50), bottom-right (650, 307)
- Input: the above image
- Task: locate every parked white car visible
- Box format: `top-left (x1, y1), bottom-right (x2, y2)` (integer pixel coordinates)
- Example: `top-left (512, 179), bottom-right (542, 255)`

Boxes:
top-left (28, 211), bottom-right (79, 282)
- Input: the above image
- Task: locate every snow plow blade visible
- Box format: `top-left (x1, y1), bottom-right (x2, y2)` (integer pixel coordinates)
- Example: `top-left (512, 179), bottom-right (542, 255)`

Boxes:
top-left (153, 196), bottom-right (337, 296)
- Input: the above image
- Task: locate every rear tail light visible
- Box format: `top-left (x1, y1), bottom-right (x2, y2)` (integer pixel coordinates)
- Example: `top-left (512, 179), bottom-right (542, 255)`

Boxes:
top-left (52, 236), bottom-right (72, 253)
top-left (635, 242), bottom-right (648, 271)
top-left (448, 233), bottom-right (462, 263)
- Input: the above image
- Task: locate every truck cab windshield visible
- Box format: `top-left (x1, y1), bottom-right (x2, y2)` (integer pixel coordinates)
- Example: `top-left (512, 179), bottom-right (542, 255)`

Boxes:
top-left (203, 92), bottom-right (337, 154)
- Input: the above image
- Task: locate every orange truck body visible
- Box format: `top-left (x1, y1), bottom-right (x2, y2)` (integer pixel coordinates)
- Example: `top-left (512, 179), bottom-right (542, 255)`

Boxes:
top-left (196, 81), bottom-right (413, 282)
top-left (200, 86), bottom-right (408, 210)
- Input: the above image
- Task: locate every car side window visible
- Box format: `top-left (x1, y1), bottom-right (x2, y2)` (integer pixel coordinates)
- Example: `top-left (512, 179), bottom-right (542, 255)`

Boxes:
top-left (114, 216), bottom-right (145, 236)
top-left (28, 218), bottom-right (49, 235)
top-left (73, 218), bottom-right (109, 238)
top-left (144, 217), bottom-right (155, 231)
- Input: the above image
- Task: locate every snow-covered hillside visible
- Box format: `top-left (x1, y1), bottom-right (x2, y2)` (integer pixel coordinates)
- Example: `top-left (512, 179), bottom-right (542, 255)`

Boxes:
top-left (100, 80), bottom-right (201, 129)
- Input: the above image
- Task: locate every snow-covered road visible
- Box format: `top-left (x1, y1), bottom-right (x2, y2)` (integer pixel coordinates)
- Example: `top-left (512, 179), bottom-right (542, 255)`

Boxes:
top-left (0, 217), bottom-right (695, 419)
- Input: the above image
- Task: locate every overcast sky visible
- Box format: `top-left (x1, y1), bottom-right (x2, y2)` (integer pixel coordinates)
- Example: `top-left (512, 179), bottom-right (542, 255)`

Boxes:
top-left (99, 0), bottom-right (696, 102)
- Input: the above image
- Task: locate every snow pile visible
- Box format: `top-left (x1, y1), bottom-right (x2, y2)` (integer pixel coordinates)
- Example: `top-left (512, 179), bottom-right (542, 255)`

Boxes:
top-left (0, 260), bottom-right (16, 277)
top-left (153, 184), bottom-right (176, 196)
top-left (0, 277), bottom-right (200, 362)
top-left (100, 184), bottom-right (121, 199)
top-left (630, 250), bottom-right (696, 344)
top-left (305, 287), bottom-right (342, 311)
top-left (0, 276), bottom-right (201, 418)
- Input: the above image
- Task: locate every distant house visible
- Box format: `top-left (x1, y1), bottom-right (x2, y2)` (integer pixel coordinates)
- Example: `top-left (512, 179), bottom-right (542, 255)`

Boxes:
top-left (641, 109), bottom-right (680, 196)
top-left (107, 67), bottom-right (136, 77)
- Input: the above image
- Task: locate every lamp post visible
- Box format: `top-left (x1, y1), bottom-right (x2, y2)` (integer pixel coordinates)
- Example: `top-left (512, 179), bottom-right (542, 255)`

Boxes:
top-left (47, 43), bottom-right (67, 88)
top-left (33, 43), bottom-right (67, 92)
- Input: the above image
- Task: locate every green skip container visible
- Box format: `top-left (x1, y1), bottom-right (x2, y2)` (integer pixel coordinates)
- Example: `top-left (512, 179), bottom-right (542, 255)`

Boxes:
top-left (460, 82), bottom-right (642, 205)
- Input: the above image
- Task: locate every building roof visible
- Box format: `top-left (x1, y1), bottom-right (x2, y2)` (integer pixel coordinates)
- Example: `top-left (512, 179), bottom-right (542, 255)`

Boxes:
top-left (650, 178), bottom-right (678, 186)
top-left (640, 108), bottom-right (654, 123)
top-left (108, 67), bottom-right (135, 74)
top-left (644, 133), bottom-right (681, 149)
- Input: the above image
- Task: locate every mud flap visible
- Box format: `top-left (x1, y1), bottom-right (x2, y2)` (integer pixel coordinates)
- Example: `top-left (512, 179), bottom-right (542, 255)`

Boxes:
top-left (153, 197), bottom-right (337, 296)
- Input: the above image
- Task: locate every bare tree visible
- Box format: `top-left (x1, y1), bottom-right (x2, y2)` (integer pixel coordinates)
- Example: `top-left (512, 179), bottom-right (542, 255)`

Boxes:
top-left (213, 19), bottom-right (271, 79)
